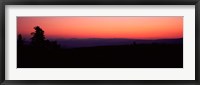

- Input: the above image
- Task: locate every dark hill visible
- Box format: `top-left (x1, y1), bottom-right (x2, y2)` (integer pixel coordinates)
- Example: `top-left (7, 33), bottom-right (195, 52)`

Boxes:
top-left (55, 38), bottom-right (183, 48)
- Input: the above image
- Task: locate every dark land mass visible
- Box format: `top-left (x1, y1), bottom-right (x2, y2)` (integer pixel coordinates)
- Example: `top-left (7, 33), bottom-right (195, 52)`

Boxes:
top-left (17, 38), bottom-right (183, 68)
top-left (55, 38), bottom-right (183, 48)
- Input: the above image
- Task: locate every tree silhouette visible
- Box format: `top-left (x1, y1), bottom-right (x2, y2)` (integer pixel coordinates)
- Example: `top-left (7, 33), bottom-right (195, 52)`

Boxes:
top-left (17, 34), bottom-right (24, 47)
top-left (30, 26), bottom-right (46, 48)
top-left (30, 26), bottom-right (60, 49)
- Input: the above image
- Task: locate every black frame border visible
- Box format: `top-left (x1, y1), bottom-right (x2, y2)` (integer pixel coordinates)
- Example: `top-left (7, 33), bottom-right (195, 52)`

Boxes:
top-left (0, 0), bottom-right (200, 85)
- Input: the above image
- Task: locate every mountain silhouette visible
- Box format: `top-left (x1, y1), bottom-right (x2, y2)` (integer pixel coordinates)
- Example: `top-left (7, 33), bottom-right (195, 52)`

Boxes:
top-left (55, 38), bottom-right (183, 48)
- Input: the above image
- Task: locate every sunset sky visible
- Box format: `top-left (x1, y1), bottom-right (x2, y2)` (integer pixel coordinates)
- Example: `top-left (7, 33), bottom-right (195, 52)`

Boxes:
top-left (17, 16), bottom-right (183, 39)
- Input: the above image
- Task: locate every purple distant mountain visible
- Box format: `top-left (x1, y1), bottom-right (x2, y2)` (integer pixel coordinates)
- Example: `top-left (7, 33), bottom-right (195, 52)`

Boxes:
top-left (53, 38), bottom-right (183, 48)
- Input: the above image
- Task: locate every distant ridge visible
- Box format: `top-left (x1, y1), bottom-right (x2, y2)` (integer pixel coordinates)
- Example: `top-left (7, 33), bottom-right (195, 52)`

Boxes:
top-left (55, 38), bottom-right (183, 48)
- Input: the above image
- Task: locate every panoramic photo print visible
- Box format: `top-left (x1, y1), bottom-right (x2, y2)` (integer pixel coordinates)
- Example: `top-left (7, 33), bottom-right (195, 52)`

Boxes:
top-left (17, 16), bottom-right (183, 68)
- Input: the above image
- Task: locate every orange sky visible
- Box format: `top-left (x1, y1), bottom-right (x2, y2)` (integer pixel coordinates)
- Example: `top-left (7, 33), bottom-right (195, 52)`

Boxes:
top-left (17, 16), bottom-right (183, 39)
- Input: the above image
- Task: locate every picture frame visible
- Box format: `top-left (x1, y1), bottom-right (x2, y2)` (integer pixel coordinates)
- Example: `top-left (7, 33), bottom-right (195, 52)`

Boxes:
top-left (0, 0), bottom-right (200, 85)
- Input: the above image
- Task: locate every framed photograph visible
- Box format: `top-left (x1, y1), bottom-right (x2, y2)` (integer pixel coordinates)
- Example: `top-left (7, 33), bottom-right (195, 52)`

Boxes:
top-left (0, 0), bottom-right (199, 85)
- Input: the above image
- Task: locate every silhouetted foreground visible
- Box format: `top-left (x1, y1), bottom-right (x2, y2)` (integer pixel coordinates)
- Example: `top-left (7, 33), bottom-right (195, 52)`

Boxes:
top-left (17, 43), bottom-right (183, 68)
top-left (17, 26), bottom-right (183, 68)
